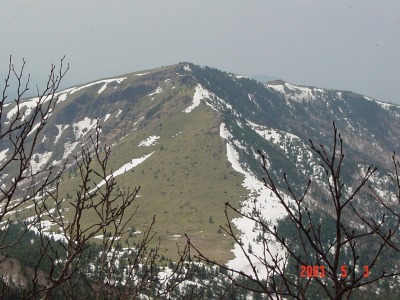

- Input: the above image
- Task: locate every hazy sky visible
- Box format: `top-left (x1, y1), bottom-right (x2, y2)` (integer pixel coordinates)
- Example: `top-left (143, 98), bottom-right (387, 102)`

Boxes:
top-left (1, 0), bottom-right (399, 103)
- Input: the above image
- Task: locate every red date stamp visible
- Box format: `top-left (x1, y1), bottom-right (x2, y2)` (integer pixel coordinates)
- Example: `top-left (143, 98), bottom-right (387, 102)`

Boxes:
top-left (300, 265), bottom-right (326, 278)
top-left (300, 265), bottom-right (370, 278)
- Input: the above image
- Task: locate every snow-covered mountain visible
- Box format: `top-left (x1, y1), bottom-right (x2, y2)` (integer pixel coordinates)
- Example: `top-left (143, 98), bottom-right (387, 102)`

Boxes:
top-left (1, 62), bottom-right (399, 297)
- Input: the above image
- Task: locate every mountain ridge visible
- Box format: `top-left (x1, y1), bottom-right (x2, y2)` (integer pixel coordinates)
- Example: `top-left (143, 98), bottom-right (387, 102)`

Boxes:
top-left (1, 61), bottom-right (399, 265)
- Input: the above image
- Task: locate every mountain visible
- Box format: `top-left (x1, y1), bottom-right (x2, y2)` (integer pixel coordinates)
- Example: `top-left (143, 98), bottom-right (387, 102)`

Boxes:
top-left (251, 74), bottom-right (280, 83)
top-left (1, 62), bottom-right (399, 297)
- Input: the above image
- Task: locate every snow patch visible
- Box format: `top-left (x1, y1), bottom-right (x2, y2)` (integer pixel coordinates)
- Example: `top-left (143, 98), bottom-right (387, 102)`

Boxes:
top-left (67, 77), bottom-right (126, 95)
top-left (246, 120), bottom-right (315, 174)
top-left (171, 234), bottom-right (181, 241)
top-left (267, 84), bottom-right (285, 93)
top-left (116, 109), bottom-right (123, 118)
top-left (6, 78), bottom-right (125, 121)
top-left (247, 120), bottom-right (300, 144)
top-left (133, 116), bottom-right (144, 128)
top-left (0, 148), bottom-right (9, 162)
top-left (30, 152), bottom-right (52, 174)
top-left (6, 96), bottom-right (42, 120)
top-left (91, 152), bottom-right (154, 192)
top-left (188, 85), bottom-right (239, 117)
top-left (27, 122), bottom-right (42, 136)
top-left (220, 123), bottom-right (288, 279)
top-left (267, 82), bottom-right (325, 102)
top-left (28, 219), bottom-right (67, 243)
top-left (98, 84), bottom-right (108, 94)
top-left (57, 92), bottom-right (69, 102)
top-left (183, 84), bottom-right (211, 113)
top-left (364, 96), bottom-right (373, 101)
top-left (172, 131), bottom-right (182, 138)
top-left (72, 117), bottom-right (96, 139)
top-left (103, 113), bottom-right (111, 122)
top-left (62, 141), bottom-right (79, 159)
top-left (138, 135), bottom-right (160, 147)
top-left (183, 65), bottom-right (191, 72)
top-left (247, 93), bottom-right (260, 109)
top-left (373, 98), bottom-right (399, 111)
top-left (148, 87), bottom-right (163, 96)
top-left (54, 124), bottom-right (70, 144)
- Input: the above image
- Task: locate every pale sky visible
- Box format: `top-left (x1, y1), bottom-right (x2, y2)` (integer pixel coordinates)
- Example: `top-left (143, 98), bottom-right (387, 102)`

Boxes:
top-left (1, 0), bottom-right (399, 103)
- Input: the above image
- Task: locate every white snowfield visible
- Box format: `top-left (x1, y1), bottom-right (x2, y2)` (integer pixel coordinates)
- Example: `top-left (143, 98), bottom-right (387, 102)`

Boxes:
top-left (103, 113), bottom-right (111, 122)
top-left (249, 119), bottom-right (299, 148)
top-left (0, 148), bottom-right (9, 162)
top-left (58, 77), bottom-right (126, 100)
top-left (364, 95), bottom-right (400, 116)
top-left (90, 152), bottom-right (154, 193)
top-left (25, 213), bottom-right (67, 243)
top-left (148, 87), bottom-right (163, 96)
top-left (27, 122), bottom-right (42, 136)
top-left (247, 119), bottom-right (322, 180)
top-left (5, 77), bottom-right (126, 121)
top-left (72, 117), bottom-right (97, 139)
top-left (62, 77), bottom-right (126, 96)
top-left (184, 84), bottom-right (241, 118)
top-left (116, 109), bottom-right (123, 118)
top-left (183, 84), bottom-right (211, 113)
top-left (234, 74), bottom-right (248, 79)
top-left (267, 81), bottom-right (400, 115)
top-left (6, 95), bottom-right (49, 121)
top-left (267, 82), bottom-right (324, 102)
top-left (62, 141), bottom-right (79, 159)
top-left (220, 123), bottom-right (289, 279)
top-left (30, 151), bottom-right (52, 174)
top-left (134, 72), bottom-right (150, 76)
top-left (97, 78), bottom-right (126, 94)
top-left (138, 135), bottom-right (160, 147)
top-left (54, 124), bottom-right (69, 144)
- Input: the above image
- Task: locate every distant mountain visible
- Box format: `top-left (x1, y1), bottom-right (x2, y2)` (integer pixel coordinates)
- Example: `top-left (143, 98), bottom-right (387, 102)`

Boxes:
top-left (1, 62), bottom-right (399, 296)
top-left (251, 74), bottom-right (280, 83)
